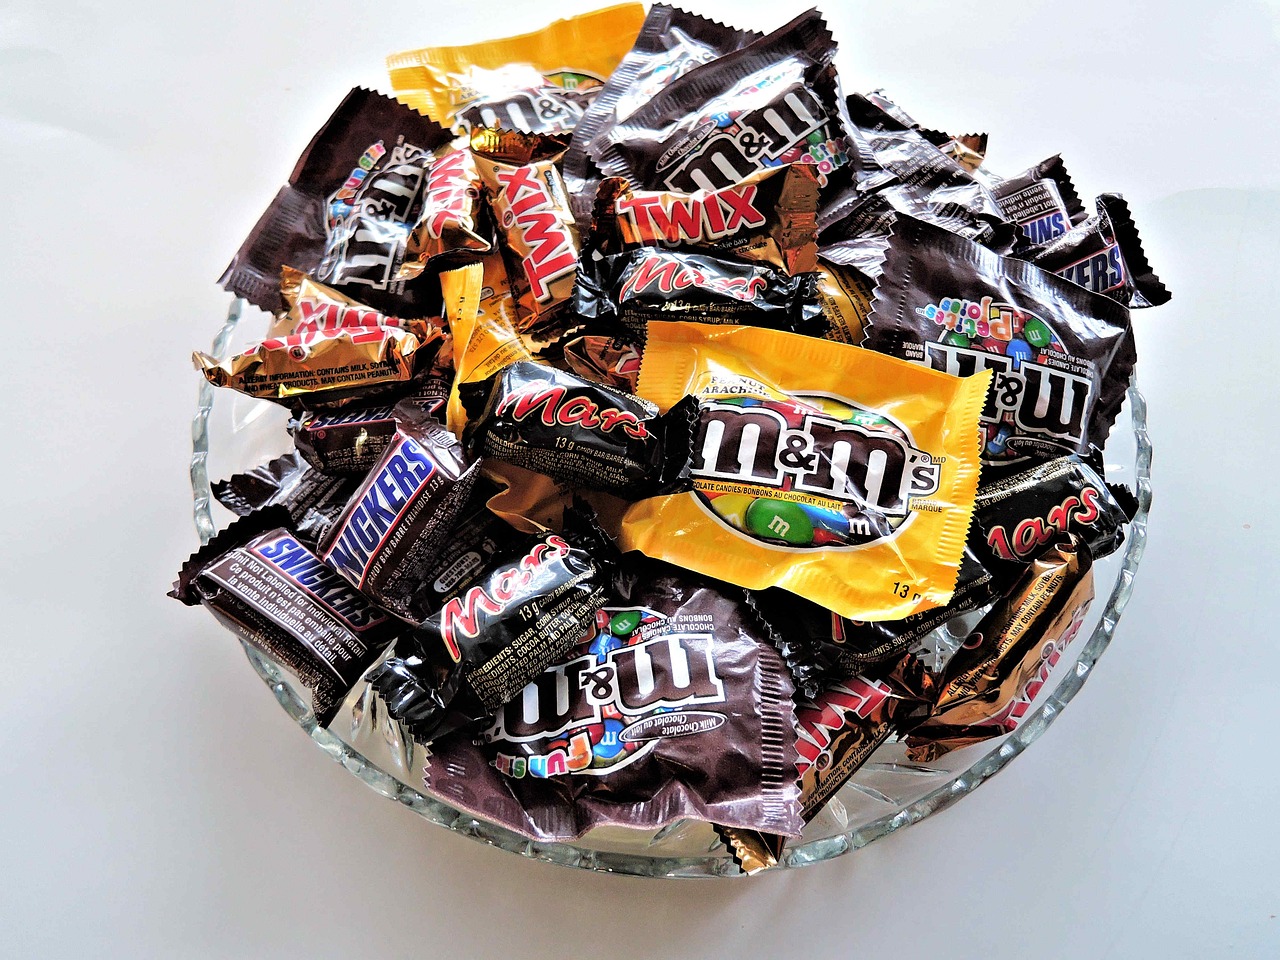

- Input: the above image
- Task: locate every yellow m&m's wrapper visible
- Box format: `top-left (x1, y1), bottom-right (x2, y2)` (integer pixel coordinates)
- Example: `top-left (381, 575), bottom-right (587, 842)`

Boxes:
top-left (620, 322), bottom-right (991, 621)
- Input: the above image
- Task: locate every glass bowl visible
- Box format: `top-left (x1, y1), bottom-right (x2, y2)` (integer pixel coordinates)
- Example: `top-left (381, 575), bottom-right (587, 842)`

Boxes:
top-left (189, 299), bottom-right (1151, 878)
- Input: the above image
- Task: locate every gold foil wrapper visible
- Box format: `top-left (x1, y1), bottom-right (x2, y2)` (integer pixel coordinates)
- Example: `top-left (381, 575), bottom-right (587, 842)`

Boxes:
top-left (273, 266), bottom-right (406, 339)
top-left (598, 163), bottom-right (820, 276)
top-left (816, 261), bottom-right (874, 345)
top-left (399, 145), bottom-right (491, 280)
top-left (473, 131), bottom-right (579, 327)
top-left (941, 132), bottom-right (988, 171)
top-left (194, 319), bottom-right (445, 408)
top-left (906, 539), bottom-right (1095, 761)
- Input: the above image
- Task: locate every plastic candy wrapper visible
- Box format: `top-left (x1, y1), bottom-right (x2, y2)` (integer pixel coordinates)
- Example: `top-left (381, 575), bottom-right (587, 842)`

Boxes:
top-left (211, 451), bottom-right (358, 547)
top-left (574, 247), bottom-right (824, 339)
top-left (620, 321), bottom-right (990, 621)
top-left (318, 402), bottom-right (479, 619)
top-left (192, 318), bottom-right (448, 409)
top-left (563, 4), bottom-right (761, 227)
top-left (816, 93), bottom-right (1016, 277)
top-left (386, 4), bottom-right (646, 134)
top-left (366, 506), bottom-right (616, 746)
top-left (220, 88), bottom-right (452, 316)
top-left (1023, 193), bottom-right (1171, 309)
top-left (290, 379), bottom-right (449, 476)
top-left (398, 146), bottom-right (492, 278)
top-left (416, 556), bottom-right (802, 842)
top-left (989, 154), bottom-right (1087, 248)
top-left (589, 10), bottom-right (855, 227)
top-left (589, 163), bottom-right (820, 275)
top-left (905, 538), bottom-right (1095, 760)
top-left (461, 360), bottom-right (699, 498)
top-left (471, 129), bottom-right (581, 328)
top-left (815, 260), bottom-right (875, 345)
top-left (864, 215), bottom-right (1138, 469)
top-left (170, 509), bottom-right (401, 725)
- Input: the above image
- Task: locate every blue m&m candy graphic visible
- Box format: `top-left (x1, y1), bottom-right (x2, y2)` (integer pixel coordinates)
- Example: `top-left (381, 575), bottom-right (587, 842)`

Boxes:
top-left (593, 719), bottom-right (626, 761)
top-left (1006, 338), bottom-right (1034, 369)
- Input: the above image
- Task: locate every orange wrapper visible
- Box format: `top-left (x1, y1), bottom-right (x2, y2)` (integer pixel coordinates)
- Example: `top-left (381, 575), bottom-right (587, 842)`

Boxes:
top-left (620, 322), bottom-right (990, 621)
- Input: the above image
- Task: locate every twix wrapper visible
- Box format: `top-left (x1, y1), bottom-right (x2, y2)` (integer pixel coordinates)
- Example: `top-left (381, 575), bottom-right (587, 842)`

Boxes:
top-left (272, 266), bottom-right (409, 339)
top-left (398, 145), bottom-right (492, 279)
top-left (472, 129), bottom-right (581, 328)
top-left (621, 322), bottom-right (990, 621)
top-left (193, 318), bottom-right (447, 409)
top-left (590, 163), bottom-right (820, 276)
top-left (905, 538), bottom-right (1095, 761)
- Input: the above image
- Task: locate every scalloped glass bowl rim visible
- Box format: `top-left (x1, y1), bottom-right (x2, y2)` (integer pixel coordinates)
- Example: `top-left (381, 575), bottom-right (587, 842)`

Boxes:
top-left (190, 298), bottom-right (1152, 878)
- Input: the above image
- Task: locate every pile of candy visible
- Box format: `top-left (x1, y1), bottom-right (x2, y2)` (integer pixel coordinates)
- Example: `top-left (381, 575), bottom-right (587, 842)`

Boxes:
top-left (172, 4), bottom-right (1165, 872)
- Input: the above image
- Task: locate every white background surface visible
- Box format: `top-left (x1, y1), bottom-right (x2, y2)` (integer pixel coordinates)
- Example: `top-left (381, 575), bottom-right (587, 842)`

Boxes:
top-left (1, 1), bottom-right (1277, 956)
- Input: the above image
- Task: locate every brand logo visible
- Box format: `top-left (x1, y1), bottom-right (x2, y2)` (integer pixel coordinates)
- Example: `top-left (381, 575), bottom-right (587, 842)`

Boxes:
top-left (986, 486), bottom-right (1102, 561)
top-left (488, 628), bottom-right (727, 777)
top-left (615, 182), bottom-right (766, 244)
top-left (496, 377), bottom-right (649, 440)
top-left (494, 164), bottom-right (578, 302)
top-left (914, 295), bottom-right (1027, 343)
top-left (693, 399), bottom-right (941, 519)
top-left (794, 677), bottom-right (893, 778)
top-left (923, 342), bottom-right (1092, 448)
top-left (250, 324), bottom-right (394, 357)
top-left (987, 595), bottom-right (1090, 732)
top-left (1021, 211), bottom-right (1067, 245)
top-left (253, 534), bottom-right (388, 630)
top-left (659, 83), bottom-right (843, 192)
top-left (419, 149), bottom-right (477, 240)
top-left (333, 141), bottom-right (388, 203)
top-left (322, 436), bottom-right (438, 586)
top-left (324, 141), bottom-right (429, 290)
top-left (1055, 244), bottom-right (1125, 294)
top-left (437, 535), bottom-right (572, 662)
top-left (617, 253), bottom-right (767, 305)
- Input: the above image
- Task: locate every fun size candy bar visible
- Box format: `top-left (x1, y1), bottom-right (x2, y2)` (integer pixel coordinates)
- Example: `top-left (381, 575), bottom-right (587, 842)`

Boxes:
top-left (460, 361), bottom-right (697, 498)
top-left (291, 379), bottom-right (449, 476)
top-left (574, 248), bottom-right (824, 339)
top-left (318, 402), bottom-right (479, 619)
top-left (193, 319), bottom-right (448, 410)
top-left (170, 509), bottom-right (401, 725)
top-left (1023, 194), bottom-right (1171, 309)
top-left (590, 163), bottom-right (820, 275)
top-left (905, 538), bottom-right (1095, 761)
top-left (621, 321), bottom-right (990, 621)
top-left (386, 4), bottom-right (646, 134)
top-left (814, 260), bottom-right (875, 345)
top-left (990, 154), bottom-right (1087, 248)
top-left (471, 130), bottom-right (581, 328)
top-left (589, 10), bottom-right (855, 226)
top-left (864, 215), bottom-right (1138, 469)
top-left (367, 506), bottom-right (616, 746)
top-left (212, 452), bottom-right (359, 547)
top-left (418, 555), bottom-right (802, 842)
top-left (220, 88), bottom-right (453, 316)
top-left (397, 145), bottom-right (492, 279)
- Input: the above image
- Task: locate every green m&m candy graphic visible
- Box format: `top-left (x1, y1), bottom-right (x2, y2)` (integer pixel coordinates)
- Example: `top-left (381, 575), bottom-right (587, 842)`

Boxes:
top-left (1022, 316), bottom-right (1054, 349)
top-left (744, 498), bottom-right (814, 546)
top-left (608, 610), bottom-right (642, 637)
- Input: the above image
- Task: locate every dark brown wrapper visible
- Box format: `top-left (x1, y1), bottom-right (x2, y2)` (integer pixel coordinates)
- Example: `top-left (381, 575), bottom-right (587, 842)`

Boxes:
top-left (414, 556), bottom-right (802, 843)
top-left (317, 402), bottom-right (479, 619)
top-left (589, 11), bottom-right (855, 229)
top-left (291, 378), bottom-right (449, 476)
top-left (906, 539), bottom-right (1095, 759)
top-left (211, 451), bottom-right (359, 547)
top-left (219, 88), bottom-right (453, 316)
top-left (169, 509), bottom-right (401, 725)
top-left (562, 4), bottom-right (763, 230)
top-left (991, 154), bottom-right (1087, 249)
top-left (590, 163), bottom-right (820, 276)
